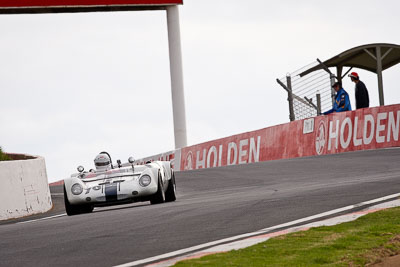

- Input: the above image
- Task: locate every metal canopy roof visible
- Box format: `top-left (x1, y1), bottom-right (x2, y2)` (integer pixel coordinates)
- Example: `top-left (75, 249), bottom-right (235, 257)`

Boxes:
top-left (300, 43), bottom-right (400, 77)
top-left (299, 43), bottom-right (400, 106)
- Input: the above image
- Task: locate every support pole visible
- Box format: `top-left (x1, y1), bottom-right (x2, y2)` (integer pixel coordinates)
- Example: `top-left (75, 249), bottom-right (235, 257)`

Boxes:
top-left (376, 46), bottom-right (385, 106)
top-left (167, 5), bottom-right (187, 148)
top-left (286, 75), bottom-right (295, 122)
top-left (336, 66), bottom-right (343, 85)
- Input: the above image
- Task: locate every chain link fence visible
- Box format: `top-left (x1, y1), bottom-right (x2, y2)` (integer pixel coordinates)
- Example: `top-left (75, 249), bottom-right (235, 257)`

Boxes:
top-left (277, 61), bottom-right (334, 121)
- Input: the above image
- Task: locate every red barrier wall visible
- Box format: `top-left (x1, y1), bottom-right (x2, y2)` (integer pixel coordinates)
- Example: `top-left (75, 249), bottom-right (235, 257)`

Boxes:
top-left (50, 105), bottom-right (400, 184)
top-left (179, 104), bottom-right (400, 171)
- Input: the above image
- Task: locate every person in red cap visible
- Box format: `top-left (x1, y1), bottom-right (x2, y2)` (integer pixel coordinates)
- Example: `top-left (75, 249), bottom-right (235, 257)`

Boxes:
top-left (349, 72), bottom-right (370, 109)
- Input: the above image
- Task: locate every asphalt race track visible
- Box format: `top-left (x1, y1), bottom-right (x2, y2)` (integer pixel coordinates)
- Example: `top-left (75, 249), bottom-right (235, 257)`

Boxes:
top-left (1, 148), bottom-right (400, 267)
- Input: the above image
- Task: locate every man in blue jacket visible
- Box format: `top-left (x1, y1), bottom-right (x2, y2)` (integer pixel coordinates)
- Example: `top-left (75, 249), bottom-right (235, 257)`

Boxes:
top-left (323, 82), bottom-right (352, 115)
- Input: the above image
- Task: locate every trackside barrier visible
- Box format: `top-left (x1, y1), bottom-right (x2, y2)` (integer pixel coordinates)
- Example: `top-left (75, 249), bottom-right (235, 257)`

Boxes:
top-left (0, 154), bottom-right (52, 220)
top-left (135, 150), bottom-right (181, 170)
top-left (136, 104), bottom-right (400, 171)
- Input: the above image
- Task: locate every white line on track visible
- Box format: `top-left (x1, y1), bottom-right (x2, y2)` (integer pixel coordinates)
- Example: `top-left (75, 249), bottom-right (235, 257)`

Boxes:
top-left (114, 192), bottom-right (400, 267)
top-left (149, 199), bottom-right (400, 267)
top-left (17, 213), bottom-right (67, 224)
top-left (383, 147), bottom-right (400, 150)
top-left (15, 206), bottom-right (126, 225)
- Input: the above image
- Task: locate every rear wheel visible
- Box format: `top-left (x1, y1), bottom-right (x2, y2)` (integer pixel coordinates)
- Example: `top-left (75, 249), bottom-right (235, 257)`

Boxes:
top-left (165, 172), bottom-right (177, 202)
top-left (150, 174), bottom-right (165, 205)
top-left (64, 186), bottom-right (94, 216)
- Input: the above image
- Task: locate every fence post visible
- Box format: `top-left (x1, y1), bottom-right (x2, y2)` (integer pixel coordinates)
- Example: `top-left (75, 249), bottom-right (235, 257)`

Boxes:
top-left (286, 75), bottom-right (295, 122)
top-left (316, 92), bottom-right (321, 115)
top-left (330, 74), bottom-right (336, 108)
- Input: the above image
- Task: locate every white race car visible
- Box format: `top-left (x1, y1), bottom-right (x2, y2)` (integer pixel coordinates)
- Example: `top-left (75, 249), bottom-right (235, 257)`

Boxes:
top-left (64, 152), bottom-right (177, 216)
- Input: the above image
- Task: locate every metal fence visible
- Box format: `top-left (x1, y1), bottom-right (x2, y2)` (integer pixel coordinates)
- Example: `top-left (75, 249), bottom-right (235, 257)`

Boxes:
top-left (277, 61), bottom-right (334, 121)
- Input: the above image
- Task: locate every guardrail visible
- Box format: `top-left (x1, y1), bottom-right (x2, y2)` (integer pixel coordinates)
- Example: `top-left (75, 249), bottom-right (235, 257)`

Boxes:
top-left (0, 154), bottom-right (52, 220)
top-left (137, 104), bottom-right (400, 171)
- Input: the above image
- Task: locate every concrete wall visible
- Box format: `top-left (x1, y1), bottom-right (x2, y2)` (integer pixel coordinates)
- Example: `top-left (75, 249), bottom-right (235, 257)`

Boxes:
top-left (0, 154), bottom-right (52, 221)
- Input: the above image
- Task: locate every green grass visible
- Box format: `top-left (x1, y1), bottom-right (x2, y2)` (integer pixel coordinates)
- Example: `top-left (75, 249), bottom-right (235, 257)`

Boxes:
top-left (175, 207), bottom-right (400, 267)
top-left (0, 147), bottom-right (11, 161)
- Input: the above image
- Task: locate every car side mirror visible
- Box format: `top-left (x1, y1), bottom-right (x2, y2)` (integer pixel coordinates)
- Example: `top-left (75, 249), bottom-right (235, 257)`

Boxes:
top-left (77, 166), bottom-right (84, 173)
top-left (117, 159), bottom-right (122, 168)
top-left (128, 156), bottom-right (135, 172)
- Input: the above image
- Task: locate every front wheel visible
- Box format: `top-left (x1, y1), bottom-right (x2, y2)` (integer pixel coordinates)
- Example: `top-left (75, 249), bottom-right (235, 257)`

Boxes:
top-left (165, 172), bottom-right (177, 202)
top-left (64, 186), bottom-right (94, 216)
top-left (150, 174), bottom-right (165, 205)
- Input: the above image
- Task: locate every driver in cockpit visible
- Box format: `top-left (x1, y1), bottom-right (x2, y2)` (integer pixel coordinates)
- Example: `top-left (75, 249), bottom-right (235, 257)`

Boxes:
top-left (94, 152), bottom-right (113, 172)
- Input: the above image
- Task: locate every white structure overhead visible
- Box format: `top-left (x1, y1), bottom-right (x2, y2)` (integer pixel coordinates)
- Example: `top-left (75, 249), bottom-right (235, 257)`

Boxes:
top-left (0, 0), bottom-right (188, 149)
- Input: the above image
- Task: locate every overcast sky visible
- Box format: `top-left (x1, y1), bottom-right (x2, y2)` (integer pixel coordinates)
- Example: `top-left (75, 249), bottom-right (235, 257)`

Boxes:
top-left (1, 0), bottom-right (400, 182)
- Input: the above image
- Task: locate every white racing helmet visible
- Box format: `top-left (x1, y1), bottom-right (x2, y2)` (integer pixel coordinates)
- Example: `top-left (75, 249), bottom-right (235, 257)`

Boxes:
top-left (94, 152), bottom-right (112, 171)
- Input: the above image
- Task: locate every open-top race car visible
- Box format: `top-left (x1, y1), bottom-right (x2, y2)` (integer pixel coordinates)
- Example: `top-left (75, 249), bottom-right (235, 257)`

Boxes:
top-left (64, 152), bottom-right (177, 216)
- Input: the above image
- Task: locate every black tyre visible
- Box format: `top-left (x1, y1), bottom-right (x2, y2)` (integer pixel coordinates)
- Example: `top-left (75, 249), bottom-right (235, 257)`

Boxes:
top-left (64, 186), bottom-right (94, 216)
top-left (165, 172), bottom-right (177, 202)
top-left (150, 174), bottom-right (166, 205)
top-left (80, 205), bottom-right (94, 214)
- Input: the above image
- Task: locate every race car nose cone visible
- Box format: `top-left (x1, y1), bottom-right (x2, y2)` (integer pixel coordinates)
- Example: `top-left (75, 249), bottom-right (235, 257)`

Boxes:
top-left (132, 191), bottom-right (139, 196)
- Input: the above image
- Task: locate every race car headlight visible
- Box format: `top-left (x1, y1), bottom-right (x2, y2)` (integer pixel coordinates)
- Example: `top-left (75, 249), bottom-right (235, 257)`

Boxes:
top-left (71, 183), bottom-right (83, 195)
top-left (139, 175), bottom-right (151, 187)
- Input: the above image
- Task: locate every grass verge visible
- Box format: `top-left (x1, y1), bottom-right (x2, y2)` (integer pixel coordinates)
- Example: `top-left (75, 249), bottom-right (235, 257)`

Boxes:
top-left (175, 206), bottom-right (400, 267)
top-left (0, 147), bottom-right (11, 161)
